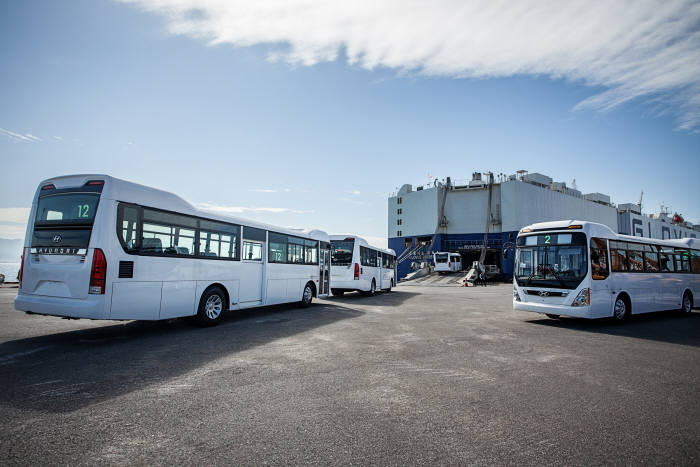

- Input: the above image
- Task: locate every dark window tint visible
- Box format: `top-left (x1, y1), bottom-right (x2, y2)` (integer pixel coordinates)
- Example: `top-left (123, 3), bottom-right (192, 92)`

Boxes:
top-left (644, 250), bottom-right (660, 272)
top-left (331, 240), bottom-right (354, 266)
top-left (659, 250), bottom-right (675, 272)
top-left (118, 204), bottom-right (140, 253)
top-left (611, 248), bottom-right (627, 272)
top-left (305, 239), bottom-right (318, 265)
top-left (628, 250), bottom-right (643, 272)
top-left (143, 209), bottom-right (197, 228)
top-left (243, 226), bottom-right (266, 242)
top-left (590, 237), bottom-right (609, 280)
top-left (692, 250), bottom-right (700, 273)
top-left (36, 193), bottom-right (99, 223)
top-left (269, 233), bottom-right (287, 263)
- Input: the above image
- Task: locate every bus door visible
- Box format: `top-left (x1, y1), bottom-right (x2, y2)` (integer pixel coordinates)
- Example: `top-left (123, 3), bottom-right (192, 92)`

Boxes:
top-left (377, 252), bottom-right (383, 289)
top-left (240, 239), bottom-right (264, 304)
top-left (590, 237), bottom-right (611, 317)
top-left (319, 242), bottom-right (330, 297)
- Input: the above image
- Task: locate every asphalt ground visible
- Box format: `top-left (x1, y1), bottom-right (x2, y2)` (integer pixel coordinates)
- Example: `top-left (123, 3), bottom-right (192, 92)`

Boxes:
top-left (0, 284), bottom-right (698, 465)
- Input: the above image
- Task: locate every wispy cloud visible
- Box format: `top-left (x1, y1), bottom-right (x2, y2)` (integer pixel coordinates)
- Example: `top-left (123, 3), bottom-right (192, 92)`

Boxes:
top-left (250, 188), bottom-right (294, 193)
top-left (197, 203), bottom-right (314, 215)
top-left (0, 208), bottom-right (30, 239)
top-left (0, 127), bottom-right (42, 142)
top-left (346, 190), bottom-right (361, 196)
top-left (340, 197), bottom-right (368, 205)
top-left (121, 0), bottom-right (700, 130)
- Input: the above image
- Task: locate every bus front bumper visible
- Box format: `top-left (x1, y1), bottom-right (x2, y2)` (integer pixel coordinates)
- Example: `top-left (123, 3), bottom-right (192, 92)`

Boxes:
top-left (15, 292), bottom-right (108, 320)
top-left (514, 300), bottom-right (592, 319)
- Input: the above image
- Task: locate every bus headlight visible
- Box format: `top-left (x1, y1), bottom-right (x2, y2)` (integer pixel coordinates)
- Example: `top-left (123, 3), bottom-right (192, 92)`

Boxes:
top-left (571, 288), bottom-right (590, 307)
top-left (513, 285), bottom-right (521, 302)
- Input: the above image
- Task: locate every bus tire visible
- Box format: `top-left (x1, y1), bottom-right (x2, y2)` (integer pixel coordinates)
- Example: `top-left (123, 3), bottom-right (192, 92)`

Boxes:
top-left (331, 289), bottom-right (345, 296)
top-left (365, 279), bottom-right (376, 296)
top-left (612, 294), bottom-right (629, 323)
top-left (300, 282), bottom-right (314, 307)
top-left (545, 314), bottom-right (560, 319)
top-left (681, 291), bottom-right (693, 314)
top-left (195, 286), bottom-right (226, 326)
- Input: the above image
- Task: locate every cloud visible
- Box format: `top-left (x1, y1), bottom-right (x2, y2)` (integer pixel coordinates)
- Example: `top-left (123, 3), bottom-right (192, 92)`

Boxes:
top-left (250, 188), bottom-right (278, 193)
top-left (346, 190), bottom-right (361, 195)
top-left (120, 0), bottom-right (700, 130)
top-left (332, 234), bottom-right (388, 249)
top-left (0, 208), bottom-right (30, 239)
top-left (0, 127), bottom-right (42, 142)
top-left (340, 197), bottom-right (368, 205)
top-left (197, 203), bottom-right (314, 214)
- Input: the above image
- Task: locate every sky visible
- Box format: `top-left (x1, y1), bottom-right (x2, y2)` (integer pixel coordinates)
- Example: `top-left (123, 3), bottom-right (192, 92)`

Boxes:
top-left (1, 0), bottom-right (699, 249)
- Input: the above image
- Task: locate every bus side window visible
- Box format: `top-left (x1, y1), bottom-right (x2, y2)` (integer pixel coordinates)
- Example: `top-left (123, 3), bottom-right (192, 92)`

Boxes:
top-left (590, 237), bottom-right (609, 280)
top-left (117, 204), bottom-right (140, 253)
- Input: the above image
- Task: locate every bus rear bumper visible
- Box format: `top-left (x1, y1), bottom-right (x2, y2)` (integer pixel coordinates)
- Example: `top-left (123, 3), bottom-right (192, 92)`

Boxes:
top-left (14, 292), bottom-right (108, 320)
top-left (330, 279), bottom-right (363, 291)
top-left (514, 300), bottom-right (592, 319)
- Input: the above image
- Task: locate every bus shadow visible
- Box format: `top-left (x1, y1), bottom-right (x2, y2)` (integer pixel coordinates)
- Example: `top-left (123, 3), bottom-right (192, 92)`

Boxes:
top-left (0, 302), bottom-right (363, 414)
top-left (322, 288), bottom-right (419, 306)
top-left (527, 310), bottom-right (700, 348)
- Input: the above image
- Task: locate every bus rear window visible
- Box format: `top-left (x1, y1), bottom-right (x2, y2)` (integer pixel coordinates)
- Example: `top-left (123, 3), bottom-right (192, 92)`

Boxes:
top-left (331, 240), bottom-right (354, 265)
top-left (36, 193), bottom-right (99, 223)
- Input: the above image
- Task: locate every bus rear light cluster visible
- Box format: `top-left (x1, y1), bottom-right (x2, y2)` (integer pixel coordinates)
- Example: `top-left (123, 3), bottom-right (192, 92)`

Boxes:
top-left (89, 248), bottom-right (107, 294)
top-left (18, 249), bottom-right (25, 287)
top-left (571, 288), bottom-right (590, 307)
top-left (354, 263), bottom-right (360, 280)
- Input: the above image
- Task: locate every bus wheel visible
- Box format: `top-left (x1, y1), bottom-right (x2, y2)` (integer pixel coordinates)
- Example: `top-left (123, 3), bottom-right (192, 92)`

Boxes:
top-left (195, 287), bottom-right (226, 326)
top-left (366, 279), bottom-right (376, 296)
top-left (612, 296), bottom-right (629, 323)
top-left (545, 314), bottom-right (560, 319)
top-left (331, 289), bottom-right (345, 296)
top-left (681, 292), bottom-right (693, 314)
top-left (301, 282), bottom-right (314, 307)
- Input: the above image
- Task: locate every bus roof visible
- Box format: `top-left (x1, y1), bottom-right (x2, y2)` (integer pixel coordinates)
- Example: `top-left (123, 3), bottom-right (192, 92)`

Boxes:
top-left (35, 174), bottom-right (330, 242)
top-left (329, 234), bottom-right (395, 256)
top-left (518, 219), bottom-right (699, 250)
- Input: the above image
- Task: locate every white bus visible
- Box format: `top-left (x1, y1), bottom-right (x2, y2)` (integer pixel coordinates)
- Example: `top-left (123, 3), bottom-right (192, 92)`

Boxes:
top-left (15, 174), bottom-right (331, 326)
top-left (329, 236), bottom-right (396, 296)
top-left (433, 252), bottom-right (462, 273)
top-left (513, 220), bottom-right (699, 322)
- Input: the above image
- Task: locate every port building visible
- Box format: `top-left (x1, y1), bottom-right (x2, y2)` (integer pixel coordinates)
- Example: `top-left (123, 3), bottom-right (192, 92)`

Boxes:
top-left (388, 171), bottom-right (698, 280)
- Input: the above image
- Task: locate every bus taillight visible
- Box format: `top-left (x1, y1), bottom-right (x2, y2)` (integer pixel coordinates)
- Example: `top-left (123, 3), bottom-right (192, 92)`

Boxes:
top-left (18, 249), bottom-right (25, 287)
top-left (89, 249), bottom-right (107, 294)
top-left (354, 262), bottom-right (360, 280)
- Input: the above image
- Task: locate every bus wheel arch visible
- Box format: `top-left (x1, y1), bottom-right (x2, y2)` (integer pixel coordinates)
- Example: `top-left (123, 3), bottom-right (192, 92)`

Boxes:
top-left (613, 292), bottom-right (631, 323)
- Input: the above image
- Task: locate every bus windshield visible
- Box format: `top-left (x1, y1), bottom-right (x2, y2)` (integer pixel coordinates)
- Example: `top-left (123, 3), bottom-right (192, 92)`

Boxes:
top-left (331, 240), bottom-right (354, 266)
top-left (514, 232), bottom-right (588, 289)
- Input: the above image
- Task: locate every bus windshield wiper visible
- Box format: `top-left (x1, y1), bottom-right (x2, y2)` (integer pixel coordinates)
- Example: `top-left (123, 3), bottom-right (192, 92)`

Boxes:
top-left (548, 267), bottom-right (567, 289)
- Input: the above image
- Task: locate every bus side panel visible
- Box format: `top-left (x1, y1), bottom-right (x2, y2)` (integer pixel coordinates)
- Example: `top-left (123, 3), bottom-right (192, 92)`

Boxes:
top-left (160, 280), bottom-right (197, 319)
top-left (111, 281), bottom-right (162, 320)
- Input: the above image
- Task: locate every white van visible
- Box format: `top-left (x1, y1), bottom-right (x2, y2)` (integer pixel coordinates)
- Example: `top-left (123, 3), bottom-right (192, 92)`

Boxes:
top-left (433, 252), bottom-right (462, 273)
top-left (330, 236), bottom-right (396, 296)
